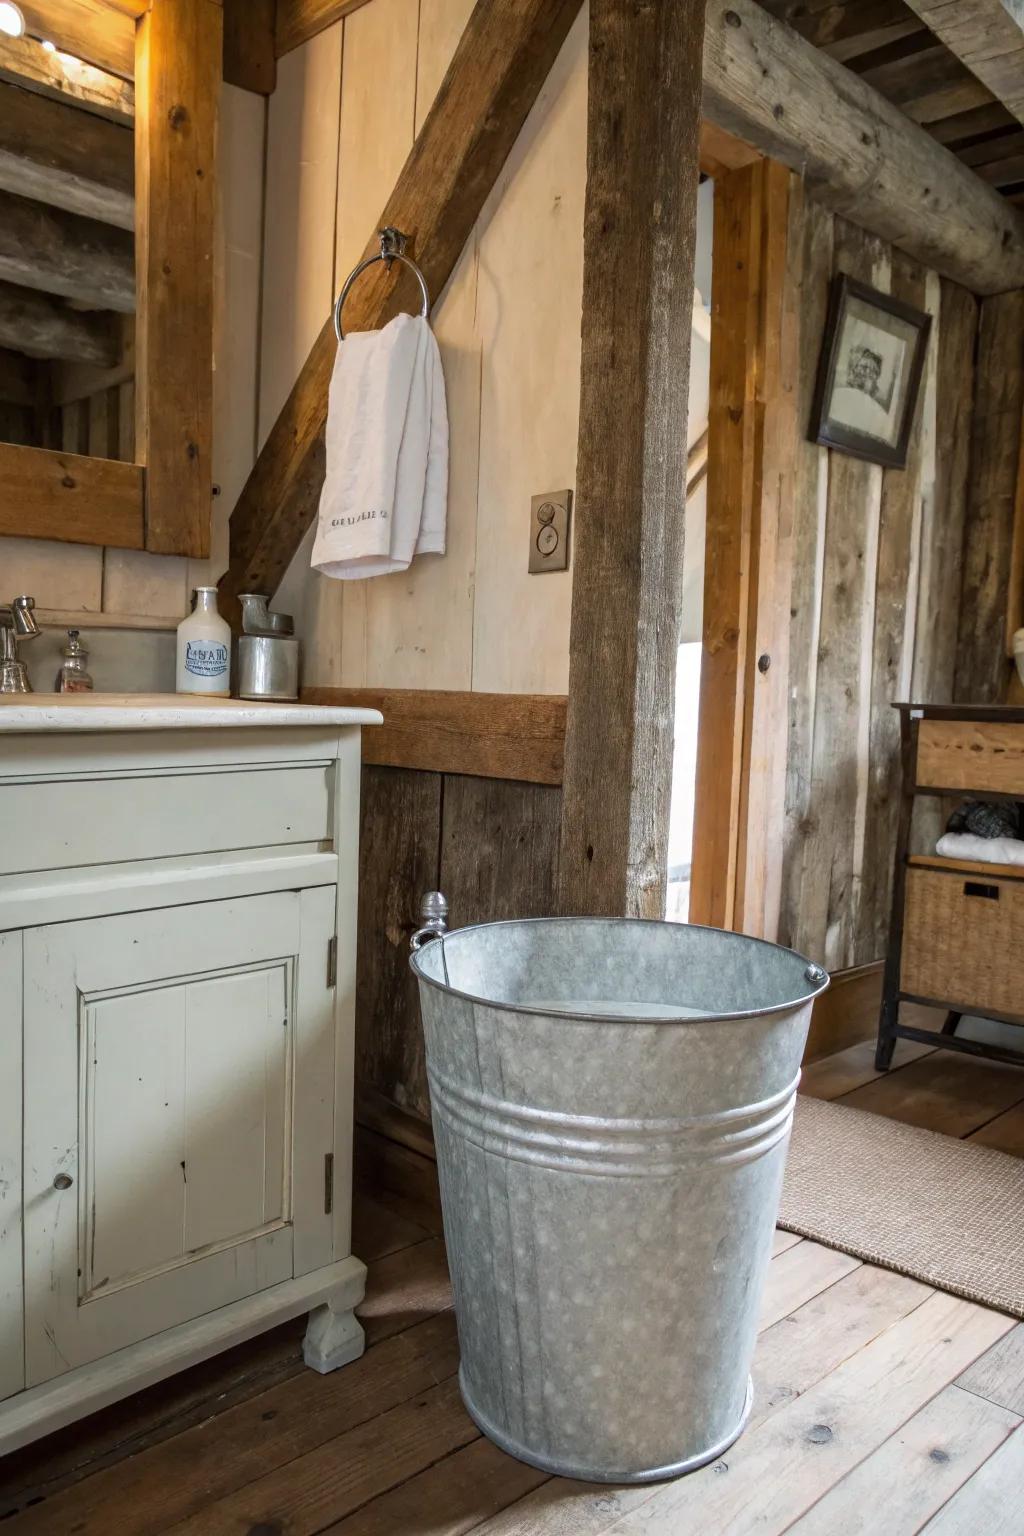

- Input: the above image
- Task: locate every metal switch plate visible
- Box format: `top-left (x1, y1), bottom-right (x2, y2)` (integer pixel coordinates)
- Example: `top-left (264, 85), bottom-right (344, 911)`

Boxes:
top-left (528, 490), bottom-right (572, 573)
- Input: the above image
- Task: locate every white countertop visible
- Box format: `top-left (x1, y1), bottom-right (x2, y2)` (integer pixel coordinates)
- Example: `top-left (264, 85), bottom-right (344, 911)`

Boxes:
top-left (0, 694), bottom-right (383, 733)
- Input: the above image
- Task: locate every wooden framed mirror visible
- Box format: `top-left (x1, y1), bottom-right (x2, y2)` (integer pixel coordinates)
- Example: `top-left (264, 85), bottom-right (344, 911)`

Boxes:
top-left (0, 0), bottom-right (220, 560)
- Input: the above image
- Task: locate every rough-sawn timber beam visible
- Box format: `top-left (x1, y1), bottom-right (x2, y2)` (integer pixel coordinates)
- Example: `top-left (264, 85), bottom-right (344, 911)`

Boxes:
top-left (0, 81), bottom-right (134, 229)
top-left (0, 279), bottom-right (119, 365)
top-left (0, 189), bottom-right (134, 311)
top-left (556, 0), bottom-right (705, 919)
top-left (220, 0), bottom-right (584, 613)
top-left (702, 0), bottom-right (1024, 295)
top-left (899, 0), bottom-right (1024, 126)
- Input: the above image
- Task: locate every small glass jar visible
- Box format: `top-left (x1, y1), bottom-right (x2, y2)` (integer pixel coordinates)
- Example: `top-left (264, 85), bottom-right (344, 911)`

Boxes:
top-left (55, 629), bottom-right (94, 693)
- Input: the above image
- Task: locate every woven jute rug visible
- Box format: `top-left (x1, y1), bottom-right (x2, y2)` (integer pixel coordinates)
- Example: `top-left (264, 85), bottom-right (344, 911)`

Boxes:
top-left (779, 1095), bottom-right (1024, 1319)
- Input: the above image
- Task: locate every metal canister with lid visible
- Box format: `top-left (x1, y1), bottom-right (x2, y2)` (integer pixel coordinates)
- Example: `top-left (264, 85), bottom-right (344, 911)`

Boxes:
top-left (236, 593), bottom-right (300, 701)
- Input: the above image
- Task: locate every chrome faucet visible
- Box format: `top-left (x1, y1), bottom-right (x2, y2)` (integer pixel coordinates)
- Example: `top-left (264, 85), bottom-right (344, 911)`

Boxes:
top-left (0, 595), bottom-right (40, 693)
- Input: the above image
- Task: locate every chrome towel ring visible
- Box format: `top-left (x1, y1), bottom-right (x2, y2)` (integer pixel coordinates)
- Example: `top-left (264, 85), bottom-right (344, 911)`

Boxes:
top-left (334, 226), bottom-right (430, 342)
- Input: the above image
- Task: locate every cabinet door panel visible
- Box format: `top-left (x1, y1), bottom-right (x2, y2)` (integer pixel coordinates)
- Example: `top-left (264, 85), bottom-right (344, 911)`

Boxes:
top-left (23, 891), bottom-right (335, 1385)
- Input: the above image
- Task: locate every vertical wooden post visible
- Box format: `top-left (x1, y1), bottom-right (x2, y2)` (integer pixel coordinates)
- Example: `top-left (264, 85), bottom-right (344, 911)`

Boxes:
top-left (135, 0), bottom-right (221, 558)
top-left (689, 157), bottom-right (797, 937)
top-left (556, 0), bottom-right (706, 919)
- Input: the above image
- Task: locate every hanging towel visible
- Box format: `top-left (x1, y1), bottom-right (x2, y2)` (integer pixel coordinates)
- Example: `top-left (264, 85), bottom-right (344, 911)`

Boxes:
top-left (311, 312), bottom-right (448, 580)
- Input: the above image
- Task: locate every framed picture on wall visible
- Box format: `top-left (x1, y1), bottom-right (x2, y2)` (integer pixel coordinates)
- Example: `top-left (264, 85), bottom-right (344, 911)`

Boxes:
top-left (809, 274), bottom-right (932, 469)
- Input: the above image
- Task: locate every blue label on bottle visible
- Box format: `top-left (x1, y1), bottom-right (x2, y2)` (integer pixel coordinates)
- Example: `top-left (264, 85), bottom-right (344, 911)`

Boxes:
top-left (185, 640), bottom-right (228, 678)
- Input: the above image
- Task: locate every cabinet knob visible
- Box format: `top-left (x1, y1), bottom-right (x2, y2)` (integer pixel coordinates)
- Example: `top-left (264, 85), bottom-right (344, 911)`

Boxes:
top-left (52, 1173), bottom-right (73, 1191)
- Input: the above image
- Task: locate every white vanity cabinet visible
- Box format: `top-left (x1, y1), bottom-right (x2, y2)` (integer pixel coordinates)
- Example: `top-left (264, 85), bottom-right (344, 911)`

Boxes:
top-left (0, 696), bottom-right (381, 1451)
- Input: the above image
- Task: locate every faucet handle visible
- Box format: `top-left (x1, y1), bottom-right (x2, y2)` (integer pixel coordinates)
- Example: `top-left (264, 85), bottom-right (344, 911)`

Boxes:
top-left (10, 595), bottom-right (39, 639)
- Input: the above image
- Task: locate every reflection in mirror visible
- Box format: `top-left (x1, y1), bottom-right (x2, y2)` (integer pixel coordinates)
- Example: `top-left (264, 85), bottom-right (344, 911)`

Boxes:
top-left (0, 3), bottom-right (135, 463)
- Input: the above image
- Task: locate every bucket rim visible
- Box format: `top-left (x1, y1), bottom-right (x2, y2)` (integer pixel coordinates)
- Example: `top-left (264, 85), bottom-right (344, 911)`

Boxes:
top-left (408, 914), bottom-right (830, 1023)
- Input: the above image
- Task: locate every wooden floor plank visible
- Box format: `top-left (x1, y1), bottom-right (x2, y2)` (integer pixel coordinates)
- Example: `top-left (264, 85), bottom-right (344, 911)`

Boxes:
top-left (956, 1324), bottom-right (1024, 1415)
top-left (968, 1100), bottom-right (1024, 1157)
top-left (4, 1314), bottom-right (459, 1536)
top-left (606, 1293), bottom-right (1013, 1536)
top-left (323, 1435), bottom-right (549, 1535)
top-left (352, 1191), bottom-right (433, 1262)
top-left (358, 1237), bottom-right (451, 1347)
top-left (781, 1384), bottom-right (1020, 1534)
top-left (170, 1374), bottom-right (477, 1535)
top-left (772, 1229), bottom-right (804, 1257)
top-left (800, 1038), bottom-right (935, 1102)
top-left (918, 1423), bottom-right (1024, 1534)
top-left (473, 1264), bottom-right (933, 1535)
top-left (838, 1051), bottom-right (1024, 1138)
top-left (759, 1240), bottom-right (861, 1330)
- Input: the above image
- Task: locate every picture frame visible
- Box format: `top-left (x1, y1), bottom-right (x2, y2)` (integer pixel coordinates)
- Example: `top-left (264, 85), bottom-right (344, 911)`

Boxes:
top-left (809, 273), bottom-right (932, 470)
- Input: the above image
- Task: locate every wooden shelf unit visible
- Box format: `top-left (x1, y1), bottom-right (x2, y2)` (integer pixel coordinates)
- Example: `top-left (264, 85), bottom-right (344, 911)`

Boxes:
top-left (877, 704), bottom-right (1024, 1071)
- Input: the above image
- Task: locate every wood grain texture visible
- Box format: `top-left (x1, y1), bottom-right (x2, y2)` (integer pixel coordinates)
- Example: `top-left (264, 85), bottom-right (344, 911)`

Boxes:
top-left (135, 0), bottom-right (219, 558)
top-left (900, 0), bottom-right (1024, 125)
top-left (16, 2), bottom-right (136, 81)
top-left (840, 1047), bottom-right (1024, 1137)
top-left (0, 81), bottom-right (133, 229)
top-left (275, 0), bottom-right (375, 57)
top-left (222, 0), bottom-right (585, 614)
top-left (804, 963), bottom-right (884, 1064)
top-left (955, 290), bottom-right (1024, 702)
top-left (222, 0), bottom-right (276, 93)
top-left (916, 717), bottom-right (1024, 793)
top-left (856, 251), bottom-right (929, 966)
top-left (302, 688), bottom-right (566, 784)
top-left (355, 766), bottom-right (442, 1124)
top-left (440, 773), bottom-right (561, 927)
top-left (701, 0), bottom-right (1024, 296)
top-left (0, 441), bottom-right (143, 548)
top-left (558, 0), bottom-right (704, 918)
top-left (0, 188), bottom-right (133, 310)
top-left (0, 31), bottom-right (134, 121)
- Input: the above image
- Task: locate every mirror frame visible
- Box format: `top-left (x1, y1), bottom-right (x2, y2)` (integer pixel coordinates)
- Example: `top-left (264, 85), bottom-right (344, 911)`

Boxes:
top-left (0, 0), bottom-right (221, 560)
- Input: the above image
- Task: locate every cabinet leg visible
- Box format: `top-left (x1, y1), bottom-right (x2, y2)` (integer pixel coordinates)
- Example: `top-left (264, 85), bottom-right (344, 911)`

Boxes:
top-left (941, 1011), bottom-right (962, 1037)
top-left (303, 1298), bottom-right (365, 1375)
top-left (875, 1000), bottom-right (898, 1071)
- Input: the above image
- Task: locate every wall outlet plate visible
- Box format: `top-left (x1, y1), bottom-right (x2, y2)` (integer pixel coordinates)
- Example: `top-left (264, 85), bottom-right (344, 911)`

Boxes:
top-left (529, 490), bottom-right (572, 574)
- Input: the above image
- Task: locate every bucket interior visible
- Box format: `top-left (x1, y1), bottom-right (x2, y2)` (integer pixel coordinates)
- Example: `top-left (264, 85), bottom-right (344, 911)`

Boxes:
top-left (412, 917), bottom-right (827, 1022)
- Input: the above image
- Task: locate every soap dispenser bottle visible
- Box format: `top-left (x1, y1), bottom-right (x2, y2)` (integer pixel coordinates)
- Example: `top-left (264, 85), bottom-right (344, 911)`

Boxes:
top-left (55, 629), bottom-right (94, 693)
top-left (176, 587), bottom-right (231, 696)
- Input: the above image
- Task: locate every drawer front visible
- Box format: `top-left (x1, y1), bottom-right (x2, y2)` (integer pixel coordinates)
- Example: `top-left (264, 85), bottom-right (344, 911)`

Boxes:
top-left (901, 866), bottom-right (1024, 1016)
top-left (916, 718), bottom-right (1024, 795)
top-left (0, 765), bottom-right (331, 876)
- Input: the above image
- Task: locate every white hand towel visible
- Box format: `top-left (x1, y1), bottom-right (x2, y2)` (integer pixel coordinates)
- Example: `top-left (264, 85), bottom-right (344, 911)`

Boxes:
top-left (311, 312), bottom-right (448, 580)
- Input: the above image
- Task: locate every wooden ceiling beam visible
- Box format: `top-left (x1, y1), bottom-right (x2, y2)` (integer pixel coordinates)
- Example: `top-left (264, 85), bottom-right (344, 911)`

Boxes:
top-left (0, 278), bottom-right (119, 364)
top-left (16, 2), bottom-right (135, 81)
top-left (274, 0), bottom-right (373, 59)
top-left (0, 80), bottom-right (133, 228)
top-left (900, 0), bottom-right (1024, 126)
top-left (702, 0), bottom-right (1024, 294)
top-left (0, 189), bottom-right (134, 311)
top-left (0, 30), bottom-right (133, 120)
top-left (220, 0), bottom-right (584, 613)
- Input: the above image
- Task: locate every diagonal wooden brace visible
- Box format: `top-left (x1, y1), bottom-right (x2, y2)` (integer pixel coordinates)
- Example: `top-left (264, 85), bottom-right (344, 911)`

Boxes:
top-left (219, 0), bottom-right (584, 618)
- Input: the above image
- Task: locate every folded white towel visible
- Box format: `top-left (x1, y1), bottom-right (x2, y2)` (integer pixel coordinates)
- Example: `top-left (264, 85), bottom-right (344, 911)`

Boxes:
top-left (935, 831), bottom-right (1024, 867)
top-left (311, 312), bottom-right (448, 580)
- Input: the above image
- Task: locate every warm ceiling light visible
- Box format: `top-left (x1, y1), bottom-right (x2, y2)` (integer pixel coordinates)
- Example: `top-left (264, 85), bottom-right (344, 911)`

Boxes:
top-left (41, 38), bottom-right (55, 52)
top-left (0, 4), bottom-right (25, 37)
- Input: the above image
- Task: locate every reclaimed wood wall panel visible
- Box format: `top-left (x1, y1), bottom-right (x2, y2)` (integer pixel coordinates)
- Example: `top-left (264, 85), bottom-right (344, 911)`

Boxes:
top-left (355, 763), bottom-right (563, 1136)
top-left (955, 290), bottom-right (1024, 703)
top-left (778, 215), bottom-right (979, 971)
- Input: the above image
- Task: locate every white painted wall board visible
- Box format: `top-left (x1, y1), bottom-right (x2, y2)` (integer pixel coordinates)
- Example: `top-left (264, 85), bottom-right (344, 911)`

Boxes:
top-left (0, 931), bottom-right (22, 1402)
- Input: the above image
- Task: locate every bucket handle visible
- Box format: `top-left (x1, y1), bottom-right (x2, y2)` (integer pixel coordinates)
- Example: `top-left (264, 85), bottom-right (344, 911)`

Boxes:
top-left (410, 890), bottom-right (449, 952)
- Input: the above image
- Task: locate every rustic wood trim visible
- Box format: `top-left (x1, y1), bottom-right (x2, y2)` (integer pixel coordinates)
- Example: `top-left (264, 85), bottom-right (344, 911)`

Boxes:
top-left (1005, 391), bottom-right (1024, 655)
top-left (0, 30), bottom-right (134, 122)
top-left (220, 0), bottom-right (584, 616)
top-left (135, 0), bottom-right (220, 558)
top-left (354, 1085), bottom-right (435, 1163)
top-left (16, 2), bottom-right (136, 81)
top-left (690, 159), bottom-right (796, 936)
top-left (223, 0), bottom-right (276, 93)
top-left (900, 0), bottom-right (1024, 126)
top-left (0, 280), bottom-right (119, 367)
top-left (301, 688), bottom-right (566, 785)
top-left (698, 119), bottom-right (761, 179)
top-left (702, 0), bottom-right (1024, 296)
top-left (0, 441), bottom-right (144, 548)
top-left (804, 962), bottom-right (884, 1064)
top-left (557, 0), bottom-right (705, 919)
top-left (274, 0), bottom-right (374, 58)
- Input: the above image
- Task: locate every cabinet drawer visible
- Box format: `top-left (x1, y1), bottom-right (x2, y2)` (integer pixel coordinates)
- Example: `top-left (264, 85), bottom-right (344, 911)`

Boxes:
top-left (916, 718), bottom-right (1024, 795)
top-left (901, 866), bottom-right (1024, 1017)
top-left (0, 766), bottom-right (331, 876)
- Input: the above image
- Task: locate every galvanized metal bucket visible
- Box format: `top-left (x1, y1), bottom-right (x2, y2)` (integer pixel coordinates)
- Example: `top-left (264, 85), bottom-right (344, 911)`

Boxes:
top-left (410, 916), bottom-right (829, 1484)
